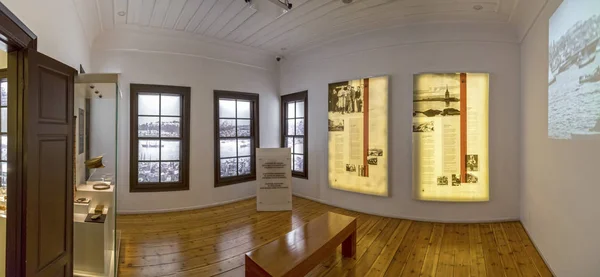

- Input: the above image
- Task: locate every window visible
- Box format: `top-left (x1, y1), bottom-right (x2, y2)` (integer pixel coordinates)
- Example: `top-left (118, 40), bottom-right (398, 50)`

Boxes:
top-left (281, 91), bottom-right (308, 178)
top-left (214, 90), bottom-right (259, 187)
top-left (0, 70), bottom-right (6, 189)
top-left (130, 84), bottom-right (190, 192)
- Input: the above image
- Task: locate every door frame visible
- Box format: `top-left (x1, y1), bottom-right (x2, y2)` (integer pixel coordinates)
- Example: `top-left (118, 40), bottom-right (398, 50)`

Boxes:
top-left (0, 2), bottom-right (37, 277)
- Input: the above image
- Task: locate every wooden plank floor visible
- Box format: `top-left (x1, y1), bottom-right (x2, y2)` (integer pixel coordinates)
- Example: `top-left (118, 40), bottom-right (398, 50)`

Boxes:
top-left (117, 196), bottom-right (552, 277)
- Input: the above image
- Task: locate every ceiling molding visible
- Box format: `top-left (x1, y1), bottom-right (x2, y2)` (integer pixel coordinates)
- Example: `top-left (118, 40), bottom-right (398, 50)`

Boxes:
top-left (93, 29), bottom-right (276, 71)
top-left (285, 22), bottom-right (520, 66)
top-left (101, 48), bottom-right (272, 71)
top-left (77, 0), bottom-right (526, 55)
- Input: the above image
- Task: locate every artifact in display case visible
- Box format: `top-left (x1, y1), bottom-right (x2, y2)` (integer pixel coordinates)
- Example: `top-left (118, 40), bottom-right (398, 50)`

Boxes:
top-left (328, 76), bottom-right (388, 196)
top-left (412, 73), bottom-right (489, 202)
top-left (73, 73), bottom-right (120, 277)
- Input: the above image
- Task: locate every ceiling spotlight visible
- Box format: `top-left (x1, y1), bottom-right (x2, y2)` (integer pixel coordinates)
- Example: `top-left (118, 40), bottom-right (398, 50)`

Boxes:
top-left (117, 11), bottom-right (126, 16)
top-left (473, 5), bottom-right (483, 11)
top-left (281, 47), bottom-right (287, 51)
top-left (342, 0), bottom-right (354, 3)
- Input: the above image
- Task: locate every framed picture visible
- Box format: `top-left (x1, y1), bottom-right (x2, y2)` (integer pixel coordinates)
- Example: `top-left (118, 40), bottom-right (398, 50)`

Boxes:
top-left (412, 73), bottom-right (489, 202)
top-left (328, 76), bottom-right (389, 197)
top-left (78, 108), bottom-right (84, 154)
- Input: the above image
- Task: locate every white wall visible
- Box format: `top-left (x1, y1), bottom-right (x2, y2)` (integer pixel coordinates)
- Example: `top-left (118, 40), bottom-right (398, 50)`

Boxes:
top-left (2, 0), bottom-right (91, 70)
top-left (280, 23), bottom-right (522, 222)
top-left (520, 0), bottom-right (600, 276)
top-left (92, 30), bottom-right (279, 213)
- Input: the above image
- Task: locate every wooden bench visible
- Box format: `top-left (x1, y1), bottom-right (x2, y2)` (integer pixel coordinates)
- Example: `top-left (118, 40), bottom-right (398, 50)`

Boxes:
top-left (245, 212), bottom-right (357, 277)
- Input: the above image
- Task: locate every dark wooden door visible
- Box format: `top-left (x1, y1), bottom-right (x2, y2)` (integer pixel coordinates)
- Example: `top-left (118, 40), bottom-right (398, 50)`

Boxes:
top-left (23, 48), bottom-right (76, 277)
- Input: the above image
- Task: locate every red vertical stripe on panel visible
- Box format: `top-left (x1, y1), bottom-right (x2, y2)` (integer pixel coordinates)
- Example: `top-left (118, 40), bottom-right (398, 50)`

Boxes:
top-left (460, 73), bottom-right (468, 183)
top-left (363, 78), bottom-right (369, 177)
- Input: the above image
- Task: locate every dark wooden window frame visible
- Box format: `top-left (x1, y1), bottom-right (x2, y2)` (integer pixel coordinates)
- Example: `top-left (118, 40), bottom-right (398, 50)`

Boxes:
top-left (214, 90), bottom-right (260, 187)
top-left (130, 84), bottom-right (191, 192)
top-left (281, 91), bottom-right (308, 179)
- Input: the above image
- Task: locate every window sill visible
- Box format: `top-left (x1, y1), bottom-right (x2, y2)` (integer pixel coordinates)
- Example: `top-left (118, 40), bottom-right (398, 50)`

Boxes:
top-left (292, 173), bottom-right (308, 180)
top-left (215, 176), bottom-right (257, 188)
top-left (130, 183), bottom-right (189, 193)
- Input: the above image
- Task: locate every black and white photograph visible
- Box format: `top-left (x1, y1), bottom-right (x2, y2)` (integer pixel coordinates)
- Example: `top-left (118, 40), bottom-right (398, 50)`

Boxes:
top-left (0, 162), bottom-right (5, 187)
top-left (367, 157), bottom-right (378, 165)
top-left (220, 158), bottom-right (237, 177)
top-left (328, 119), bottom-right (344, 132)
top-left (161, 118), bottom-right (180, 137)
top-left (138, 140), bottom-right (180, 161)
top-left (138, 140), bottom-right (160, 160)
top-left (138, 162), bottom-right (159, 183)
top-left (293, 155), bottom-right (303, 172)
top-left (219, 119), bottom-right (236, 137)
top-left (160, 162), bottom-right (180, 182)
top-left (1, 135), bottom-right (6, 161)
top-left (466, 154), bottom-right (479, 171)
top-left (549, 0), bottom-right (600, 139)
top-left (238, 157), bottom-right (251, 175)
top-left (220, 139), bottom-right (251, 158)
top-left (452, 174), bottom-right (461, 186)
top-left (139, 117), bottom-right (160, 137)
top-left (437, 176), bottom-right (449, 186)
top-left (413, 121), bottom-right (435, 132)
top-left (1, 107), bottom-right (6, 133)
top-left (293, 138), bottom-right (304, 154)
top-left (368, 148), bottom-right (384, 156)
top-left (1, 81), bottom-right (7, 106)
top-left (346, 164), bottom-right (356, 172)
top-left (414, 74), bottom-right (461, 117)
top-left (357, 165), bottom-right (366, 177)
top-left (78, 108), bottom-right (84, 154)
top-left (295, 119), bottom-right (305, 136)
top-left (237, 119), bottom-right (251, 137)
top-left (328, 81), bottom-right (365, 114)
top-left (466, 173), bottom-right (479, 184)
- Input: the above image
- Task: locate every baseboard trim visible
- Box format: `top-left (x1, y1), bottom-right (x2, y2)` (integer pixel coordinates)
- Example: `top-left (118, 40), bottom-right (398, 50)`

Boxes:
top-left (292, 192), bottom-right (520, 223)
top-left (520, 223), bottom-right (558, 276)
top-left (117, 193), bottom-right (519, 223)
top-left (117, 195), bottom-right (257, 214)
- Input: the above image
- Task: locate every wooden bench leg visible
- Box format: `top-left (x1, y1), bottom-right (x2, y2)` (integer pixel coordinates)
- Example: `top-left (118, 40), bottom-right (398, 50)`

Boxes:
top-left (342, 230), bottom-right (356, 258)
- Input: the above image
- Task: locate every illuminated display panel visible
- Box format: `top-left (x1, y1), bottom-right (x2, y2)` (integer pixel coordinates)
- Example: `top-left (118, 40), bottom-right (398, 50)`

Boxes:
top-left (328, 76), bottom-right (388, 196)
top-left (548, 0), bottom-right (600, 140)
top-left (412, 73), bottom-right (489, 202)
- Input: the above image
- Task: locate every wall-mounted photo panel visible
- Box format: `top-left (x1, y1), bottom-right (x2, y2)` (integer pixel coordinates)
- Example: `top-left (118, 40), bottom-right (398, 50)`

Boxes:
top-left (328, 76), bottom-right (388, 196)
top-left (413, 73), bottom-right (489, 202)
top-left (548, 0), bottom-right (600, 140)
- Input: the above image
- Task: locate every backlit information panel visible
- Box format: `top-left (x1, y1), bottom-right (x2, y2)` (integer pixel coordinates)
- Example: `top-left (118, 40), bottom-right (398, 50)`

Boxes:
top-left (412, 73), bottom-right (489, 202)
top-left (328, 76), bottom-right (388, 196)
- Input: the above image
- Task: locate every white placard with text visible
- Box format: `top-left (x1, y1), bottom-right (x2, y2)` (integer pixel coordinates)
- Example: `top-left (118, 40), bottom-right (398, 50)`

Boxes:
top-left (256, 148), bottom-right (292, 211)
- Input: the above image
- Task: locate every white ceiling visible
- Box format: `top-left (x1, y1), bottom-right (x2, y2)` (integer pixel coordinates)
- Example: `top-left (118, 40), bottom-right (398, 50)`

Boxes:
top-left (76, 0), bottom-right (523, 54)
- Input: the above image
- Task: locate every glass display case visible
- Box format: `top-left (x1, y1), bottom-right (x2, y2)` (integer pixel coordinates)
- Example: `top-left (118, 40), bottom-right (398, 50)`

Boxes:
top-left (73, 74), bottom-right (120, 277)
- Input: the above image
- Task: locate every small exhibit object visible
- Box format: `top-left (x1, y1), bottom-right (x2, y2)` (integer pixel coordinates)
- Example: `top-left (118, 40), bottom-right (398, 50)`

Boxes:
top-left (245, 212), bottom-right (357, 276)
top-left (328, 76), bottom-right (389, 196)
top-left (256, 148), bottom-right (292, 211)
top-left (94, 204), bottom-right (104, 214)
top-left (85, 155), bottom-right (105, 182)
top-left (74, 197), bottom-right (91, 204)
top-left (412, 73), bottom-right (489, 202)
top-left (84, 213), bottom-right (106, 223)
top-left (92, 183), bottom-right (110, 190)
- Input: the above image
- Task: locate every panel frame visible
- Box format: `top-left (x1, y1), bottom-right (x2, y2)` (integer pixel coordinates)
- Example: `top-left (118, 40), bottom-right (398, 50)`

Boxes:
top-left (281, 91), bottom-right (308, 179)
top-left (129, 83), bottom-right (191, 192)
top-left (213, 90), bottom-right (260, 187)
